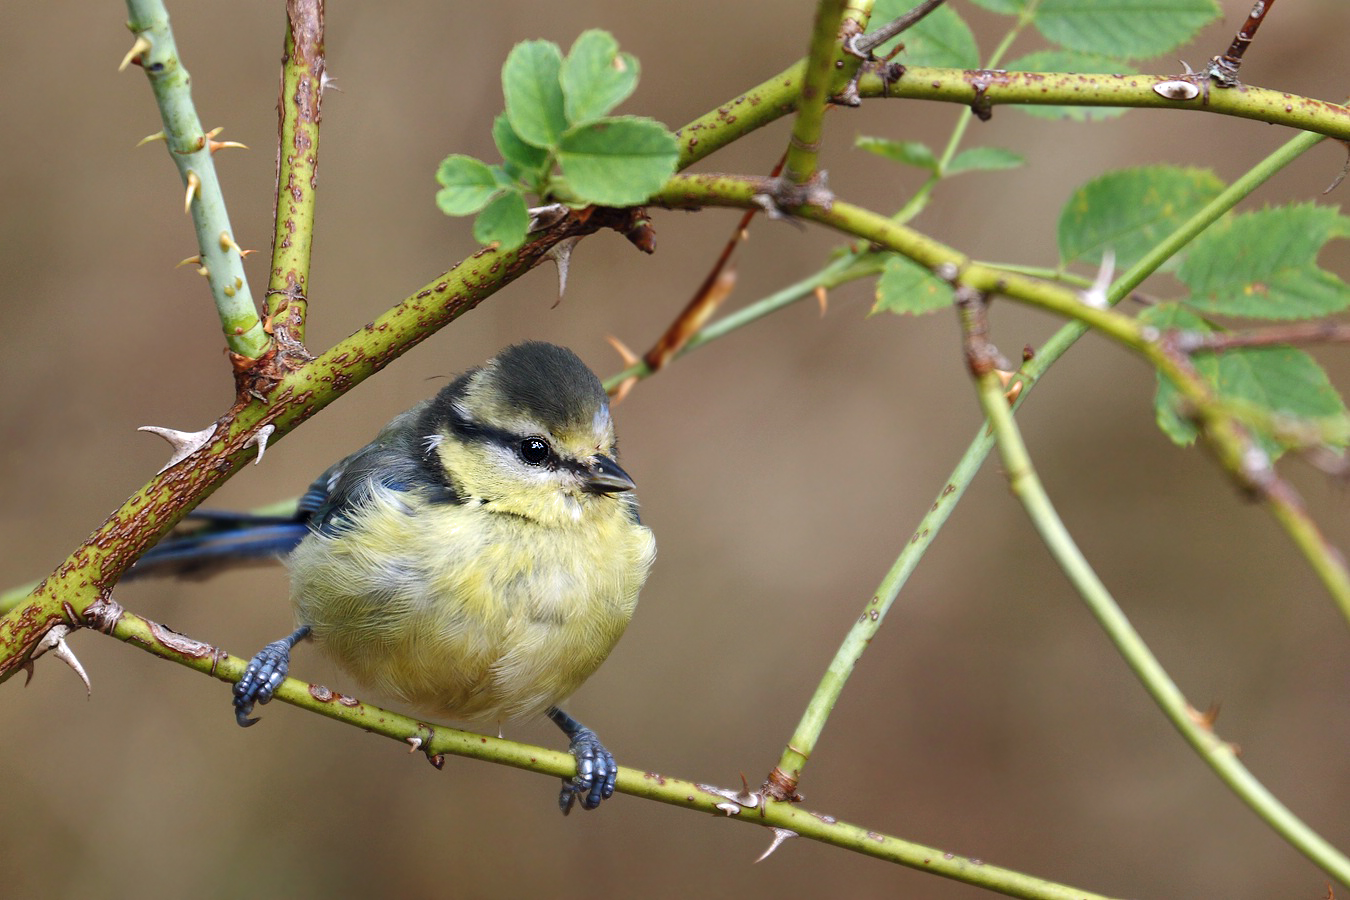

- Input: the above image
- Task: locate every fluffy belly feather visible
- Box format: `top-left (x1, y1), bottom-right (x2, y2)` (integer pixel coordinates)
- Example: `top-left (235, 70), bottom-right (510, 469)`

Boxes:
top-left (287, 493), bottom-right (654, 722)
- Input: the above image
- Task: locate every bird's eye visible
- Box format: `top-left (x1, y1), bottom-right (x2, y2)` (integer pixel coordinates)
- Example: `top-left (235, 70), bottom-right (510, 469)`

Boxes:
top-left (518, 437), bottom-right (551, 465)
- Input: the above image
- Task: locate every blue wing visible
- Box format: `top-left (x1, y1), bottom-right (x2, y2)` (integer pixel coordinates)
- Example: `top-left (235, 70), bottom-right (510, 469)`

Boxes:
top-left (127, 400), bottom-right (459, 580)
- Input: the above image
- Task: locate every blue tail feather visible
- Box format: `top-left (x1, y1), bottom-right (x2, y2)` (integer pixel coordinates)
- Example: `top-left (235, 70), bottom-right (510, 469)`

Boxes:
top-left (128, 519), bottom-right (310, 580)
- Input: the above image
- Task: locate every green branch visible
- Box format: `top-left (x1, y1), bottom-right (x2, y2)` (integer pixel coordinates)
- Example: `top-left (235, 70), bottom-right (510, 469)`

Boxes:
top-left (265, 0), bottom-right (327, 347)
top-left (783, 0), bottom-right (855, 184)
top-left (88, 600), bottom-right (1115, 900)
top-left (0, 209), bottom-right (637, 685)
top-left (970, 364), bottom-right (1350, 887)
top-left (653, 171), bottom-right (1350, 632)
top-left (675, 62), bottom-right (1350, 178)
top-left (123, 0), bottom-right (268, 358)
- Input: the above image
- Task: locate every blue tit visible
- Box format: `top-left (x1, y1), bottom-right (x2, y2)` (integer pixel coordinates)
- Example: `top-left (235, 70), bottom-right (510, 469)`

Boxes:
top-left (134, 342), bottom-right (656, 813)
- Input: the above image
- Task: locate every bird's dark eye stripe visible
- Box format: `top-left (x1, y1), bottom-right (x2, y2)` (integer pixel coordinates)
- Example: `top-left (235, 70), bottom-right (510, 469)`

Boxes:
top-left (448, 410), bottom-right (558, 468)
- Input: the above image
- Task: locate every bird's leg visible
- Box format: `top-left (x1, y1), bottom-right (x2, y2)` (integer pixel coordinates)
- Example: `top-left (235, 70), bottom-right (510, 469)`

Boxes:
top-left (233, 625), bottom-right (311, 727)
top-left (546, 706), bottom-right (617, 814)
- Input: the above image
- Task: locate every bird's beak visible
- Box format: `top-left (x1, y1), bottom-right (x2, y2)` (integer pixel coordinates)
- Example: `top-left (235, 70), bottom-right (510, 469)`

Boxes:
top-left (582, 454), bottom-right (636, 493)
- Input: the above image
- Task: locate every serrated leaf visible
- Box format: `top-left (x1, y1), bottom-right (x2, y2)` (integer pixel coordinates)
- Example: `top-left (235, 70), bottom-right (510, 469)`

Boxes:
top-left (493, 114), bottom-right (550, 178)
top-left (873, 255), bottom-right (953, 315)
top-left (1178, 204), bottom-right (1350, 320)
top-left (867, 1), bottom-right (978, 68)
top-left (561, 29), bottom-right (639, 124)
top-left (503, 40), bottom-right (568, 149)
top-left (1059, 166), bottom-right (1224, 270)
top-left (1007, 50), bottom-right (1138, 121)
top-left (1032, 0), bottom-right (1220, 61)
top-left (473, 190), bottom-right (530, 250)
top-left (435, 155), bottom-right (503, 216)
top-left (556, 116), bottom-right (679, 206)
top-left (948, 146), bottom-right (1024, 175)
top-left (1139, 303), bottom-right (1349, 457)
top-left (855, 136), bottom-right (938, 172)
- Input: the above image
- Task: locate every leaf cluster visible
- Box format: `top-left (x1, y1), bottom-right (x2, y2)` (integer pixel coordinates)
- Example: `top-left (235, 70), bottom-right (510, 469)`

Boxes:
top-left (435, 29), bottom-right (679, 251)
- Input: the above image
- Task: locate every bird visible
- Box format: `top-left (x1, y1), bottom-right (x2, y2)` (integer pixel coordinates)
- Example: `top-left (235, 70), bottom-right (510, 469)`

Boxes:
top-left (132, 341), bottom-right (656, 813)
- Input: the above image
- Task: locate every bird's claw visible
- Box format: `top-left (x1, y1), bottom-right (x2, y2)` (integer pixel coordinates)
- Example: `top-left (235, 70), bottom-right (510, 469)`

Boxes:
top-left (558, 725), bottom-right (617, 815)
top-left (232, 626), bottom-right (310, 727)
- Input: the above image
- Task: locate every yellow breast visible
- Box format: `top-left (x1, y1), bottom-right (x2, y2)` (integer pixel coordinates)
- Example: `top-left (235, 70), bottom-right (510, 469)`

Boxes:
top-left (287, 485), bottom-right (655, 722)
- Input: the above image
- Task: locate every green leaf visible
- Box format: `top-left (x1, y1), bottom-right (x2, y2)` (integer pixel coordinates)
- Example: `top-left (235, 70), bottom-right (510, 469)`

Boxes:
top-left (947, 146), bottom-right (1024, 175)
top-left (867, 1), bottom-right (979, 68)
top-left (1006, 51), bottom-right (1138, 121)
top-left (502, 40), bottom-right (568, 149)
top-left (873, 255), bottom-right (953, 315)
top-left (561, 29), bottom-right (639, 124)
top-left (556, 116), bottom-right (679, 206)
top-left (1178, 204), bottom-right (1350, 320)
top-left (435, 155), bottom-right (503, 216)
top-left (473, 190), bottom-right (530, 250)
top-left (1032, 0), bottom-right (1220, 61)
top-left (493, 114), bottom-right (550, 178)
top-left (1058, 165), bottom-right (1225, 270)
top-left (855, 136), bottom-right (938, 172)
top-left (1139, 304), bottom-right (1349, 456)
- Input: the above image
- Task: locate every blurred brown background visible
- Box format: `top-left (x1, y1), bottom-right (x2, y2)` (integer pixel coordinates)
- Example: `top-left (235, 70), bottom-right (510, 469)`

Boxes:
top-left (4, 2), bottom-right (1350, 898)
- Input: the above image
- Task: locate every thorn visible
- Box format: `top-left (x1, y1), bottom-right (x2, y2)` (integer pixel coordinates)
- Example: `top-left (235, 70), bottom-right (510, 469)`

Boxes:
top-left (137, 131), bottom-right (167, 147)
top-left (31, 625), bottom-right (91, 698)
top-left (245, 424), bottom-right (275, 465)
top-left (183, 171), bottom-right (201, 214)
top-left (545, 237), bottom-right (581, 306)
top-left (1082, 249), bottom-right (1115, 309)
top-left (406, 736), bottom-right (423, 753)
top-left (814, 285), bottom-right (829, 317)
top-left (175, 255), bottom-right (202, 269)
top-left (205, 127), bottom-right (248, 154)
top-left (138, 423), bottom-right (218, 473)
top-left (994, 369), bottom-right (1023, 405)
top-left (1186, 702), bottom-right (1221, 731)
top-left (320, 71), bottom-right (342, 93)
top-left (754, 828), bottom-right (799, 863)
top-left (195, 265), bottom-right (211, 278)
top-left (605, 335), bottom-right (641, 405)
top-left (1324, 141), bottom-right (1350, 195)
top-left (118, 34), bottom-right (152, 72)
top-left (219, 231), bottom-right (238, 253)
top-left (239, 248), bottom-right (258, 258)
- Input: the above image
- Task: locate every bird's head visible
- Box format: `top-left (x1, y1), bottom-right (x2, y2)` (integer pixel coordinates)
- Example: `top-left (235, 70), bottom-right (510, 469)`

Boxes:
top-left (420, 342), bottom-right (636, 525)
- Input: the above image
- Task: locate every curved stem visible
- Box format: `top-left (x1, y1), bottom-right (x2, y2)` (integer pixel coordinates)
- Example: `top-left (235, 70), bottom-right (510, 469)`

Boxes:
top-left (971, 366), bottom-right (1350, 887)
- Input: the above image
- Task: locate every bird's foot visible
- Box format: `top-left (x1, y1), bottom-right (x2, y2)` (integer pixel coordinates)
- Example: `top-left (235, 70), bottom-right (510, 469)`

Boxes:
top-left (233, 625), bottom-right (310, 727)
top-left (547, 706), bottom-right (617, 814)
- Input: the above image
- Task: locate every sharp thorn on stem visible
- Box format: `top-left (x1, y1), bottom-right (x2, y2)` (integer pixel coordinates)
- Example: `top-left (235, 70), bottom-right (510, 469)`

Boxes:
top-left (138, 423), bottom-right (218, 473)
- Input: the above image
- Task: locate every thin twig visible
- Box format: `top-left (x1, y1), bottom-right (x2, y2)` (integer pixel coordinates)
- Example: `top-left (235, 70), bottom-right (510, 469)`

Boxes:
top-left (1207, 0), bottom-right (1278, 87)
top-left (853, 0), bottom-right (947, 56)
top-left (1177, 320), bottom-right (1350, 353)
